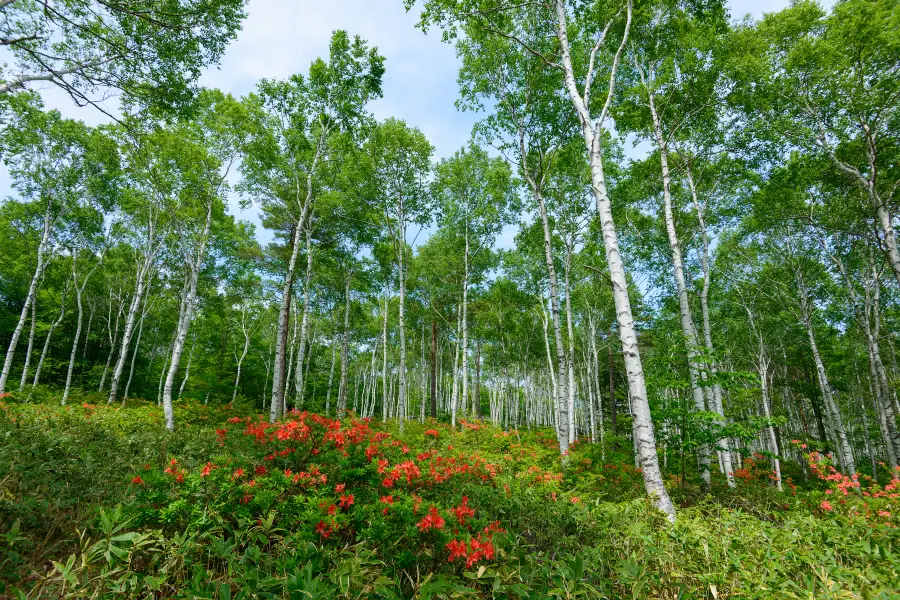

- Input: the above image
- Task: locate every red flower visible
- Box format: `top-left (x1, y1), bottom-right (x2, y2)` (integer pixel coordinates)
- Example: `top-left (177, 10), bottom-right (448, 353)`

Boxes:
top-left (821, 500), bottom-right (834, 511)
top-left (254, 465), bottom-right (267, 475)
top-left (232, 468), bottom-right (245, 479)
top-left (335, 483), bottom-right (346, 493)
top-left (200, 462), bottom-right (214, 477)
top-left (416, 507), bottom-right (445, 533)
top-left (446, 539), bottom-right (467, 562)
top-left (315, 520), bottom-right (331, 539)
top-left (451, 496), bottom-right (475, 525)
top-left (338, 494), bottom-right (354, 509)
top-left (131, 476), bottom-right (144, 485)
top-left (424, 429), bottom-right (440, 438)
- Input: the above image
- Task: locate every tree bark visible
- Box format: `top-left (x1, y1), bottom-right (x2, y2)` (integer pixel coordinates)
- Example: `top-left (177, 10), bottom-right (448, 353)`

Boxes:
top-left (554, 0), bottom-right (672, 516)
top-left (29, 284), bottom-right (68, 396)
top-left (62, 251), bottom-right (103, 405)
top-left (162, 197), bottom-right (212, 429)
top-left (398, 220), bottom-right (408, 428)
top-left (795, 268), bottom-right (855, 475)
top-left (643, 84), bottom-right (710, 487)
top-left (293, 227), bottom-right (314, 406)
top-left (0, 202), bottom-right (52, 396)
top-left (430, 317), bottom-right (437, 418)
top-left (338, 272), bottom-right (352, 416)
top-left (684, 163), bottom-right (735, 487)
top-left (18, 298), bottom-right (38, 393)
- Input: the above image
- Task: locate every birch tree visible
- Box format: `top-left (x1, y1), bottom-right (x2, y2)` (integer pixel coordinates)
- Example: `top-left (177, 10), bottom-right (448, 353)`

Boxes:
top-left (433, 144), bottom-right (515, 428)
top-left (0, 104), bottom-right (117, 395)
top-left (241, 31), bottom-right (384, 422)
top-left (362, 119), bottom-right (433, 428)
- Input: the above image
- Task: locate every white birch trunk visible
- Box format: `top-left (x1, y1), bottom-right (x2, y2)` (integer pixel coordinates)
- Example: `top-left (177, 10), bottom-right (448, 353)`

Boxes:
top-left (554, 0), bottom-right (673, 516)
top-left (293, 228), bottom-right (314, 406)
top-left (684, 164), bottom-right (735, 487)
top-left (338, 272), bottom-right (352, 416)
top-left (29, 283), bottom-right (69, 396)
top-left (642, 82), bottom-right (710, 486)
top-left (795, 269), bottom-right (855, 475)
top-left (62, 251), bottom-right (103, 405)
top-left (0, 203), bottom-right (52, 396)
top-left (19, 298), bottom-right (38, 393)
top-left (161, 197), bottom-right (212, 429)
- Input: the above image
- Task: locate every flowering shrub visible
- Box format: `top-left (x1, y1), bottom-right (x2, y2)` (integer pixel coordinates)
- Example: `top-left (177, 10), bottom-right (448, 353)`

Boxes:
top-left (1, 398), bottom-right (899, 598)
top-left (792, 441), bottom-right (898, 527)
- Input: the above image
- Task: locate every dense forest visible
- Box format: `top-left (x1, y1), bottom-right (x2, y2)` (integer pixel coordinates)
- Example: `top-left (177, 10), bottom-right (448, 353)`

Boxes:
top-left (1, 0), bottom-right (899, 597)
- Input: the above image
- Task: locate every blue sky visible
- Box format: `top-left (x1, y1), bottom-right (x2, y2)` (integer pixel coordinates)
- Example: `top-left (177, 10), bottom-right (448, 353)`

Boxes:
top-left (2, 0), bottom-right (834, 250)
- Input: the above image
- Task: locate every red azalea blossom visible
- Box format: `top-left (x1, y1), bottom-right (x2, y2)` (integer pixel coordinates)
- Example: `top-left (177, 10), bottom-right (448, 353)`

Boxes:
top-left (416, 507), bottom-right (445, 532)
top-left (232, 468), bottom-right (244, 479)
top-left (315, 520), bottom-right (331, 539)
top-left (446, 539), bottom-right (467, 562)
top-left (338, 494), bottom-right (354, 509)
top-left (200, 462), bottom-right (214, 477)
top-left (451, 496), bottom-right (475, 525)
top-left (131, 476), bottom-right (144, 485)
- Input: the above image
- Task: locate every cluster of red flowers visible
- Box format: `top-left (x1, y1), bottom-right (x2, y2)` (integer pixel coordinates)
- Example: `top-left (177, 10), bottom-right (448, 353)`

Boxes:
top-left (445, 527), bottom-right (500, 567)
top-left (416, 506), bottom-right (446, 532)
top-left (450, 496), bottom-right (475, 525)
top-left (315, 519), bottom-right (337, 539)
top-left (164, 458), bottom-right (186, 483)
top-left (424, 429), bottom-right (440, 438)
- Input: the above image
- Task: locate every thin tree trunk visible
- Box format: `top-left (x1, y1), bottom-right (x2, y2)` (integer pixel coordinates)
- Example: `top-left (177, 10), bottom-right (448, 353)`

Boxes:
top-left (19, 298), bottom-right (38, 393)
top-left (474, 339), bottom-right (481, 418)
top-left (564, 248), bottom-right (577, 444)
top-left (554, 0), bottom-right (672, 516)
top-left (231, 312), bottom-right (252, 405)
top-left (430, 317), bottom-right (437, 419)
top-left (0, 201), bottom-right (52, 396)
top-left (796, 269), bottom-right (855, 475)
top-left (642, 82), bottom-right (710, 486)
top-left (684, 163), bottom-right (734, 487)
top-left (99, 289), bottom-right (123, 392)
top-left (122, 300), bottom-right (147, 404)
top-left (325, 341), bottom-right (337, 416)
top-left (270, 224), bottom-right (300, 422)
top-left (162, 199), bottom-right (212, 428)
top-left (29, 284), bottom-right (69, 396)
top-left (293, 228), bottom-right (314, 406)
top-left (338, 271), bottom-right (352, 416)
top-left (398, 220), bottom-right (408, 428)
top-left (108, 254), bottom-right (154, 404)
top-left (178, 334), bottom-right (196, 400)
top-left (460, 217), bottom-right (470, 425)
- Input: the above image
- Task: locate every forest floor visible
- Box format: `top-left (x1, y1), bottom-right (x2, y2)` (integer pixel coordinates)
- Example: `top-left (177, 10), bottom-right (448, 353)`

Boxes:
top-left (0, 395), bottom-right (898, 599)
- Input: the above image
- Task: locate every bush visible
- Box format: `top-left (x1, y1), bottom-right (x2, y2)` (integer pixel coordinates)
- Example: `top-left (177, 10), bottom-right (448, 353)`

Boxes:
top-left (1, 400), bottom-right (898, 598)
